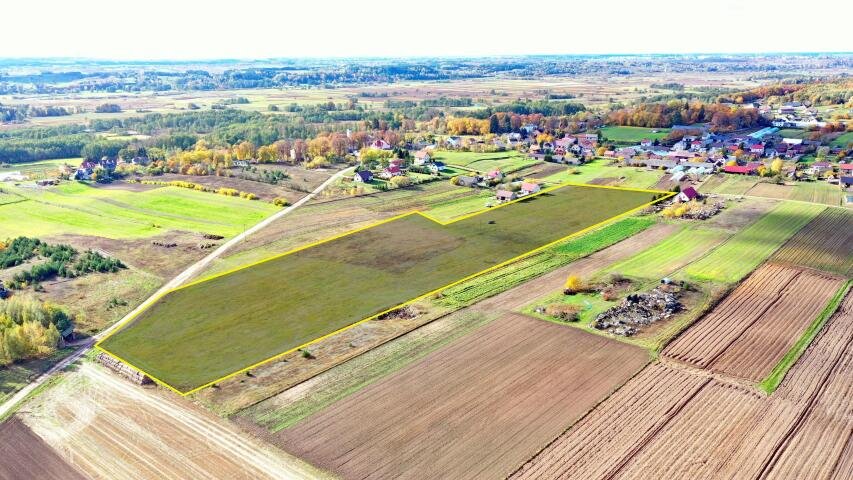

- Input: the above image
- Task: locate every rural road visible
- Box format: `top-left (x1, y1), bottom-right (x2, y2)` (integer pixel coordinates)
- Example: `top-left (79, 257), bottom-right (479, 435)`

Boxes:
top-left (0, 167), bottom-right (350, 419)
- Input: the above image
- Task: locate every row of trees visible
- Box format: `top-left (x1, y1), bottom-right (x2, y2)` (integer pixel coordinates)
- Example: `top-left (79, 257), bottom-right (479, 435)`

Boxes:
top-left (607, 100), bottom-right (765, 132)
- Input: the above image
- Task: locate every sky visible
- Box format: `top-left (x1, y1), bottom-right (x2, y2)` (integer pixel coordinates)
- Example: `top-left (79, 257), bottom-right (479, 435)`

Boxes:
top-left (3, 0), bottom-right (851, 60)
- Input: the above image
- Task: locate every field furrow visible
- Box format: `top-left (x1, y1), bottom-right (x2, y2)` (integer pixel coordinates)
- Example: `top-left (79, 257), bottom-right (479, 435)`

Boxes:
top-left (664, 263), bottom-right (800, 367)
top-left (709, 270), bottom-right (843, 381)
top-left (276, 314), bottom-right (649, 480)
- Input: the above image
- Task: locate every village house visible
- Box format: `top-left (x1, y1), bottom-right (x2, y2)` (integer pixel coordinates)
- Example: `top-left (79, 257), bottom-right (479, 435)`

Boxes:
top-left (520, 182), bottom-right (541, 194)
top-left (808, 161), bottom-right (834, 177)
top-left (380, 165), bottom-right (402, 179)
top-left (486, 169), bottom-right (504, 182)
top-left (353, 170), bottom-right (373, 183)
top-left (428, 161), bottom-right (446, 174)
top-left (495, 189), bottom-right (517, 202)
top-left (675, 186), bottom-right (700, 203)
top-left (446, 136), bottom-right (463, 148)
top-left (640, 138), bottom-right (653, 147)
top-left (371, 139), bottom-right (392, 150)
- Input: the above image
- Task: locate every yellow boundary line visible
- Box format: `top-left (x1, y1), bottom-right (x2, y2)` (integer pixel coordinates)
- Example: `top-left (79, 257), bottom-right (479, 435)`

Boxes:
top-left (96, 182), bottom-right (674, 395)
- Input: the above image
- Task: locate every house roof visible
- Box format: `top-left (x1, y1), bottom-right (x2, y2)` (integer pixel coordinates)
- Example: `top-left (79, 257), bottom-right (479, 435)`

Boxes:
top-left (385, 165), bottom-right (401, 173)
top-left (680, 186), bottom-right (699, 200)
top-left (487, 169), bottom-right (502, 177)
top-left (839, 163), bottom-right (853, 171)
top-left (495, 189), bottom-right (515, 198)
top-left (724, 165), bottom-right (758, 174)
top-left (354, 170), bottom-right (372, 181)
top-left (414, 150), bottom-right (430, 159)
top-left (521, 182), bottom-right (539, 191)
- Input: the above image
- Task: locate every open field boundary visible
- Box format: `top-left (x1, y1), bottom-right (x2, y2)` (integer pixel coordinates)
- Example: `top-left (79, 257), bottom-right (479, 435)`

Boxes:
top-left (759, 280), bottom-right (851, 394)
top-left (96, 182), bottom-right (673, 395)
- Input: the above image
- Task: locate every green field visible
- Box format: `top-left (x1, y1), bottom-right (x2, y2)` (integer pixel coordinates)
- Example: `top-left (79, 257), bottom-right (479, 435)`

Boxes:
top-left (1, 158), bottom-right (82, 177)
top-left (99, 185), bottom-right (659, 392)
top-left (0, 182), bottom-right (278, 239)
top-left (682, 201), bottom-right (825, 283)
top-left (700, 174), bottom-right (759, 195)
top-left (745, 181), bottom-right (843, 207)
top-left (543, 159), bottom-right (662, 189)
top-left (830, 131), bottom-right (853, 148)
top-left (599, 126), bottom-right (670, 143)
top-left (430, 150), bottom-right (537, 174)
top-left (604, 227), bottom-right (728, 281)
top-left (776, 128), bottom-right (808, 139)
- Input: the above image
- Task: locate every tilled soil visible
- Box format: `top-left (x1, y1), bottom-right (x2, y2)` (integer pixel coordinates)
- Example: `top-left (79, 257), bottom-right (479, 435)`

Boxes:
top-left (0, 417), bottom-right (87, 480)
top-left (277, 314), bottom-right (650, 480)
top-left (19, 364), bottom-right (329, 480)
top-left (511, 292), bottom-right (853, 480)
top-left (664, 263), bottom-right (843, 381)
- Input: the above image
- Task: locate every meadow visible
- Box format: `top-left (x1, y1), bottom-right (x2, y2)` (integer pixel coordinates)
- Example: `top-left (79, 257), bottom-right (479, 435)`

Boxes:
top-left (0, 182), bottom-right (278, 239)
top-left (830, 131), bottom-right (853, 147)
top-left (682, 201), bottom-right (824, 283)
top-left (1, 158), bottom-right (82, 177)
top-left (430, 150), bottom-right (537, 174)
top-left (543, 159), bottom-right (663, 189)
top-left (98, 185), bottom-right (659, 392)
top-left (599, 126), bottom-right (670, 143)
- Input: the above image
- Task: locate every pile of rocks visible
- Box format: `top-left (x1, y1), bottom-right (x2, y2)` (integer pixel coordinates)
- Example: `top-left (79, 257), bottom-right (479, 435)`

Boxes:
top-left (593, 286), bottom-right (683, 336)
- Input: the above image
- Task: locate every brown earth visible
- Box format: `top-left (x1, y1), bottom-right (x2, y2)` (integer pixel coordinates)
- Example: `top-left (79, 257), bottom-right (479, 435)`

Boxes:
top-left (276, 314), bottom-right (650, 480)
top-left (512, 292), bottom-right (853, 480)
top-left (0, 417), bottom-right (87, 480)
top-left (771, 207), bottom-right (853, 277)
top-left (18, 363), bottom-right (330, 480)
top-left (664, 263), bottom-right (843, 381)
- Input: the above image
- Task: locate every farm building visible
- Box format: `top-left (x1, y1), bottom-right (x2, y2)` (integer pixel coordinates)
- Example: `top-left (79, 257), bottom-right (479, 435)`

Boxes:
top-left (380, 165), bottom-right (402, 179)
top-left (496, 190), bottom-right (517, 202)
top-left (487, 169), bottom-right (504, 181)
top-left (724, 163), bottom-right (760, 175)
top-left (455, 175), bottom-right (479, 187)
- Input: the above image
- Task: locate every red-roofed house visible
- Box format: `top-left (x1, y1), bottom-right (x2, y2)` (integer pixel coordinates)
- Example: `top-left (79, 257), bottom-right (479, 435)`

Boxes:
top-left (371, 139), bottom-right (392, 150)
top-left (380, 165), bottom-right (402, 178)
top-left (724, 163), bottom-right (760, 175)
top-left (520, 182), bottom-right (541, 194)
top-left (840, 163), bottom-right (853, 172)
top-left (750, 143), bottom-right (765, 155)
top-left (487, 169), bottom-right (503, 181)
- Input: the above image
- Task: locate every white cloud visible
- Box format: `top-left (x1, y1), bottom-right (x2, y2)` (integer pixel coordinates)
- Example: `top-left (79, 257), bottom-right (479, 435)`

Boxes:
top-left (2, 0), bottom-right (850, 59)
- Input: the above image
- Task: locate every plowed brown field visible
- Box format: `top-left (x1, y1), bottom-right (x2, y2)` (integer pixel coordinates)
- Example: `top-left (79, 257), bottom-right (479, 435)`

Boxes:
top-left (512, 292), bottom-right (853, 480)
top-left (664, 263), bottom-right (843, 381)
top-left (19, 363), bottom-right (328, 480)
top-left (276, 314), bottom-right (650, 480)
top-left (0, 417), bottom-right (87, 480)
top-left (771, 208), bottom-right (853, 276)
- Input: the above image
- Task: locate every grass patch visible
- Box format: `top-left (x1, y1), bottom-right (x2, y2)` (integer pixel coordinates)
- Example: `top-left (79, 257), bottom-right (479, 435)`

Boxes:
top-left (600, 126), bottom-right (670, 144)
top-left (603, 227), bottom-right (727, 281)
top-left (682, 201), bottom-right (824, 283)
top-left (758, 280), bottom-right (851, 394)
top-left (438, 216), bottom-right (656, 308)
top-left (830, 131), bottom-right (853, 147)
top-left (0, 347), bottom-right (75, 406)
top-left (0, 182), bottom-right (277, 239)
top-left (99, 185), bottom-right (658, 392)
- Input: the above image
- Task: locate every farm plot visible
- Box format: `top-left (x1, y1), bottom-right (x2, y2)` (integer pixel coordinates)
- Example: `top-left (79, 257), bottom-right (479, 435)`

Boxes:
top-left (772, 207), bottom-right (853, 276)
top-left (0, 182), bottom-right (278, 239)
top-left (746, 181), bottom-right (843, 207)
top-left (99, 184), bottom-right (658, 393)
top-left (665, 263), bottom-right (843, 381)
top-left (276, 314), bottom-right (650, 480)
top-left (19, 362), bottom-right (326, 480)
top-left (513, 292), bottom-right (853, 480)
top-left (599, 126), bottom-right (670, 143)
top-left (699, 174), bottom-right (759, 196)
top-left (682, 201), bottom-right (824, 283)
top-left (603, 226), bottom-right (727, 281)
top-left (0, 417), bottom-right (87, 480)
